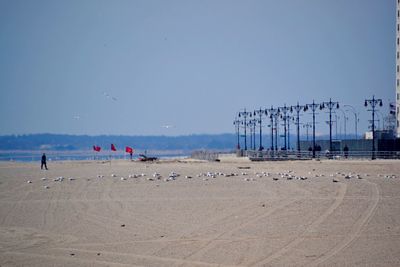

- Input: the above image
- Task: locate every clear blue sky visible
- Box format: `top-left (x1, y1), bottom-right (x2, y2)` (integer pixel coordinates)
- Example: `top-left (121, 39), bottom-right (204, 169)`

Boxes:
top-left (0, 0), bottom-right (395, 136)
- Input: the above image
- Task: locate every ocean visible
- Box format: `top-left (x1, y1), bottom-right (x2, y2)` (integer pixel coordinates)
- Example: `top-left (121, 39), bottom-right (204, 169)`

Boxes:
top-left (0, 151), bottom-right (190, 162)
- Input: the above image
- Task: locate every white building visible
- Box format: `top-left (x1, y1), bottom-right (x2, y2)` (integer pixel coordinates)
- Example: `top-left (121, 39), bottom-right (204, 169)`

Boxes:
top-left (397, 0), bottom-right (400, 137)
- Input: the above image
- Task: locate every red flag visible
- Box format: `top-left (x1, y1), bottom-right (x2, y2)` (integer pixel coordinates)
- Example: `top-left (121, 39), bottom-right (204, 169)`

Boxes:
top-left (125, 146), bottom-right (133, 154)
top-left (111, 144), bottom-right (117, 151)
top-left (93, 145), bottom-right (101, 152)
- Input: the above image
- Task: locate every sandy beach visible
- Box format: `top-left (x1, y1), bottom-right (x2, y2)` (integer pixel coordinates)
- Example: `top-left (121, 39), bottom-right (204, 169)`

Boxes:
top-left (0, 158), bottom-right (399, 266)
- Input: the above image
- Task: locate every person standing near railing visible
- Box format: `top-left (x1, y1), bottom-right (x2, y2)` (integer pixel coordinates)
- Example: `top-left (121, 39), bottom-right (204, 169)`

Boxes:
top-left (343, 145), bottom-right (349, 159)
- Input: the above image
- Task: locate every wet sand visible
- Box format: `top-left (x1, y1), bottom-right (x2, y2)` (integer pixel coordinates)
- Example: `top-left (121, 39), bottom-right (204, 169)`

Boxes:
top-left (0, 158), bottom-right (399, 266)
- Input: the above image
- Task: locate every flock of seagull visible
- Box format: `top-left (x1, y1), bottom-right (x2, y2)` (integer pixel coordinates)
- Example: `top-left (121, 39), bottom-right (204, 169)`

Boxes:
top-left (25, 168), bottom-right (397, 190)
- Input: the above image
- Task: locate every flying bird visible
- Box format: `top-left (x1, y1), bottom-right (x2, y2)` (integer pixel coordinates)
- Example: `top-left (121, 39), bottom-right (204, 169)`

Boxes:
top-left (161, 125), bottom-right (175, 129)
top-left (103, 91), bottom-right (118, 101)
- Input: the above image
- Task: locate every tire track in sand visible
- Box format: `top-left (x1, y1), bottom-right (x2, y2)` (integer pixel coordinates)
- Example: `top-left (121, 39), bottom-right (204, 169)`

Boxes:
top-left (183, 199), bottom-right (296, 262)
top-left (50, 247), bottom-right (240, 267)
top-left (249, 182), bottom-right (347, 267)
top-left (308, 180), bottom-right (380, 267)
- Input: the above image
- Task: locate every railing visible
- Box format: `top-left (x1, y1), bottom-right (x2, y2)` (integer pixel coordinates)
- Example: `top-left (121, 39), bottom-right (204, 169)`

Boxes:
top-left (245, 150), bottom-right (400, 160)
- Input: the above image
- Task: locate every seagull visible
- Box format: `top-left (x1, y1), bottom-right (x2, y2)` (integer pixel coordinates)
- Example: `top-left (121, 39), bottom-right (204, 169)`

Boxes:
top-left (161, 125), bottom-right (175, 129)
top-left (103, 91), bottom-right (117, 101)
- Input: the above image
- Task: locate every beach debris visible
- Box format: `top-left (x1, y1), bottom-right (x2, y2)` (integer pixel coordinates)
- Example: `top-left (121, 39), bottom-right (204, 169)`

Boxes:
top-left (272, 177), bottom-right (279, 181)
top-left (147, 177), bottom-right (154, 181)
top-left (300, 177), bottom-right (307, 180)
top-left (345, 174), bottom-right (352, 179)
top-left (70, 253), bottom-right (75, 256)
top-left (97, 175), bottom-right (104, 178)
top-left (241, 172), bottom-right (248, 176)
top-left (97, 253), bottom-right (101, 256)
top-left (44, 185), bottom-right (50, 189)
top-left (54, 177), bottom-right (64, 182)
top-left (238, 166), bottom-right (251, 169)
top-left (27, 180), bottom-right (32, 183)
top-left (120, 224), bottom-right (125, 227)
top-left (185, 175), bottom-right (192, 179)
top-left (41, 177), bottom-right (47, 181)
top-left (120, 177), bottom-right (126, 181)
top-left (244, 178), bottom-right (250, 181)
top-left (68, 177), bottom-right (75, 181)
top-left (111, 174), bottom-right (117, 177)
top-left (332, 179), bottom-right (339, 183)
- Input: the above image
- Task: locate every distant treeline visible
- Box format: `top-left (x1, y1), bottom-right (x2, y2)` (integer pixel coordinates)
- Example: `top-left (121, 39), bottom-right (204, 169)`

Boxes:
top-left (0, 133), bottom-right (355, 151)
top-left (0, 133), bottom-right (237, 151)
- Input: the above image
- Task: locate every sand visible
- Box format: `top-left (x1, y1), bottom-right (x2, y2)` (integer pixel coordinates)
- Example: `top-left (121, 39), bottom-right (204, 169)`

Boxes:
top-left (0, 158), bottom-right (399, 267)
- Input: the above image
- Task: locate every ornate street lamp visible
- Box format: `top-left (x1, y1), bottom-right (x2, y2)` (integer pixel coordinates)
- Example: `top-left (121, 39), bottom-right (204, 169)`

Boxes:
top-left (364, 96), bottom-right (383, 160)
top-left (254, 108), bottom-right (265, 151)
top-left (305, 100), bottom-right (322, 158)
top-left (233, 116), bottom-right (241, 149)
top-left (265, 106), bottom-right (276, 151)
top-left (290, 102), bottom-right (306, 154)
top-left (238, 109), bottom-right (252, 151)
top-left (279, 104), bottom-right (290, 150)
top-left (303, 122), bottom-right (312, 142)
top-left (344, 105), bottom-right (359, 139)
top-left (320, 98), bottom-right (339, 155)
top-left (247, 119), bottom-right (257, 151)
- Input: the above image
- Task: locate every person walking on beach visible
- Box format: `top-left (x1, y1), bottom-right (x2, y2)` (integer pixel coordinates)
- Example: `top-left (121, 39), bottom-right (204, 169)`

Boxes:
top-left (41, 153), bottom-right (48, 170)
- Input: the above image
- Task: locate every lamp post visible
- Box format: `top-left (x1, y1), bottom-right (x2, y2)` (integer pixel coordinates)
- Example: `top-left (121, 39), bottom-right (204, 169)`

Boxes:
top-left (251, 119), bottom-right (257, 150)
top-left (305, 100), bottom-right (321, 158)
top-left (334, 113), bottom-right (338, 139)
top-left (291, 102), bottom-right (306, 154)
top-left (344, 105), bottom-right (359, 139)
top-left (364, 96), bottom-right (383, 160)
top-left (303, 122), bottom-right (312, 142)
top-left (337, 109), bottom-right (348, 140)
top-left (320, 98), bottom-right (339, 154)
top-left (279, 104), bottom-right (290, 150)
top-left (287, 115), bottom-right (295, 150)
top-left (273, 109), bottom-right (280, 150)
top-left (238, 109), bottom-right (252, 151)
top-left (265, 106), bottom-right (277, 151)
top-left (254, 108), bottom-right (265, 151)
top-left (377, 110), bottom-right (385, 130)
top-left (233, 116), bottom-right (240, 149)
top-left (247, 119), bottom-right (257, 151)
